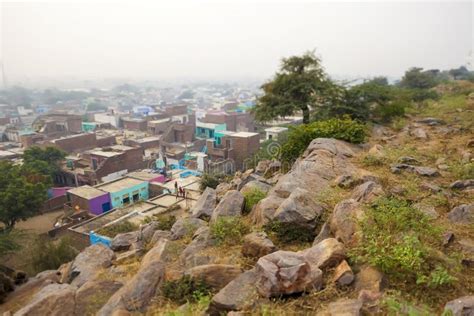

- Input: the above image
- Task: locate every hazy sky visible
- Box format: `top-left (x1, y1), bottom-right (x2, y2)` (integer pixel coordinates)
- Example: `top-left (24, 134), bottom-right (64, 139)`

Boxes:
top-left (1, 1), bottom-right (472, 86)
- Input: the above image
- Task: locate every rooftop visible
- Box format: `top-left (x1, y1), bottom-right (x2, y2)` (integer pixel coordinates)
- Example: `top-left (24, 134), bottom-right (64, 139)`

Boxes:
top-left (265, 126), bottom-right (289, 133)
top-left (127, 171), bottom-right (160, 181)
top-left (68, 185), bottom-right (107, 199)
top-left (231, 131), bottom-right (259, 138)
top-left (95, 177), bottom-right (146, 192)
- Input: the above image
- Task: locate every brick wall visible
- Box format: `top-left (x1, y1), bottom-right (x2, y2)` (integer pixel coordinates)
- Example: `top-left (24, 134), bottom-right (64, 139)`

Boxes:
top-left (123, 120), bottom-right (147, 131)
top-left (53, 133), bottom-right (97, 153)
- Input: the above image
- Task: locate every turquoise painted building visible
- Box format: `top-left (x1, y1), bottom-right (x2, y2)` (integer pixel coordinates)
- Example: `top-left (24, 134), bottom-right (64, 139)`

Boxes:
top-left (95, 177), bottom-right (149, 209)
top-left (195, 122), bottom-right (226, 140)
top-left (82, 122), bottom-right (97, 132)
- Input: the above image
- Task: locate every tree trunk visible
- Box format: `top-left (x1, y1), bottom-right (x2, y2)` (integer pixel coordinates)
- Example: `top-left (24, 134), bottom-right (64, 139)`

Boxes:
top-left (302, 106), bottom-right (310, 124)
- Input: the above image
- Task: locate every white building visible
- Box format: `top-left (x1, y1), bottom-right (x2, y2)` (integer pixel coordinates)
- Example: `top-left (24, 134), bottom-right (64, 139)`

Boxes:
top-left (264, 126), bottom-right (288, 141)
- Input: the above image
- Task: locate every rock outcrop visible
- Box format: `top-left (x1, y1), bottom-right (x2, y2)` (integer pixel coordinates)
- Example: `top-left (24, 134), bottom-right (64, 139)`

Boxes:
top-left (210, 190), bottom-right (244, 222)
top-left (185, 264), bottom-right (242, 291)
top-left (14, 283), bottom-right (76, 316)
top-left (191, 187), bottom-right (217, 219)
top-left (69, 244), bottom-right (115, 287)
top-left (241, 232), bottom-right (277, 258)
top-left (448, 204), bottom-right (473, 224)
top-left (170, 217), bottom-right (207, 240)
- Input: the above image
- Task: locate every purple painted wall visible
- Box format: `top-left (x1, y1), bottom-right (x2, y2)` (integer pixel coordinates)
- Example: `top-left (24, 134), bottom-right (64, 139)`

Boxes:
top-left (88, 193), bottom-right (112, 216)
top-left (150, 174), bottom-right (165, 183)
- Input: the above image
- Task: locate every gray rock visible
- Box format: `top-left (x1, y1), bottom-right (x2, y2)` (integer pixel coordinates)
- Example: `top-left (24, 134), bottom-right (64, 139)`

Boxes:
top-left (215, 182), bottom-right (232, 198)
top-left (410, 127), bottom-right (428, 139)
top-left (191, 187), bottom-right (217, 219)
top-left (351, 181), bottom-right (383, 203)
top-left (180, 226), bottom-right (216, 268)
top-left (170, 217), bottom-right (207, 240)
top-left (450, 179), bottom-right (474, 190)
top-left (75, 279), bottom-right (123, 315)
top-left (110, 231), bottom-right (140, 252)
top-left (448, 204), bottom-right (474, 224)
top-left (334, 174), bottom-right (359, 189)
top-left (97, 240), bottom-right (168, 315)
top-left (328, 298), bottom-right (363, 316)
top-left (330, 199), bottom-right (363, 245)
top-left (14, 283), bottom-right (76, 316)
top-left (459, 239), bottom-right (474, 255)
top-left (255, 160), bottom-right (271, 174)
top-left (241, 232), bottom-right (277, 258)
top-left (354, 266), bottom-right (386, 293)
top-left (313, 222), bottom-right (332, 246)
top-left (69, 244), bottom-right (115, 287)
top-left (208, 269), bottom-right (258, 315)
top-left (272, 187), bottom-right (325, 229)
top-left (444, 296), bottom-right (474, 316)
top-left (391, 164), bottom-right (440, 177)
top-left (398, 156), bottom-right (420, 165)
top-left (240, 180), bottom-right (272, 195)
top-left (417, 117), bottom-right (445, 126)
top-left (333, 260), bottom-right (354, 286)
top-left (300, 238), bottom-right (346, 270)
top-left (150, 230), bottom-right (172, 245)
top-left (255, 250), bottom-right (323, 297)
top-left (185, 264), bottom-right (242, 291)
top-left (140, 221), bottom-right (159, 243)
top-left (210, 190), bottom-right (244, 222)
top-left (414, 203), bottom-right (439, 219)
top-left (420, 182), bottom-right (442, 193)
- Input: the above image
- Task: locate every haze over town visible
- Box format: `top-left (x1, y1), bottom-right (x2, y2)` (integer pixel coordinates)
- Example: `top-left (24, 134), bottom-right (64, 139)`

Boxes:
top-left (1, 1), bottom-right (472, 88)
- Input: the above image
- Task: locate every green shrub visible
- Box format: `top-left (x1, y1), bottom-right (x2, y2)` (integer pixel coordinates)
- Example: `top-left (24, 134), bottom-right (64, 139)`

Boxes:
top-left (281, 117), bottom-right (366, 163)
top-left (0, 230), bottom-right (24, 257)
top-left (242, 188), bottom-right (266, 214)
top-left (30, 237), bottom-right (78, 273)
top-left (96, 221), bottom-right (139, 238)
top-left (375, 100), bottom-right (407, 123)
top-left (449, 161), bottom-right (474, 180)
top-left (263, 220), bottom-right (316, 243)
top-left (162, 275), bottom-right (212, 304)
top-left (210, 217), bottom-right (250, 246)
top-left (199, 173), bottom-right (226, 191)
top-left (351, 197), bottom-right (455, 288)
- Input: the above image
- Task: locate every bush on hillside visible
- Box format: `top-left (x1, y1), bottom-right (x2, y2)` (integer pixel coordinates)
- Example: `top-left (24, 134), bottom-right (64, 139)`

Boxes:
top-left (162, 275), bottom-right (212, 304)
top-left (199, 173), bottom-right (226, 191)
top-left (242, 188), bottom-right (266, 214)
top-left (210, 217), bottom-right (250, 246)
top-left (263, 220), bottom-right (316, 244)
top-left (30, 237), bottom-right (78, 273)
top-left (375, 100), bottom-right (407, 123)
top-left (351, 197), bottom-right (456, 288)
top-left (280, 117), bottom-right (366, 163)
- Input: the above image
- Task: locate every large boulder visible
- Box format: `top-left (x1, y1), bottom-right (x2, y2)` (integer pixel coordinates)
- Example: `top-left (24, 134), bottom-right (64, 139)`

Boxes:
top-left (444, 296), bottom-right (474, 316)
top-left (240, 180), bottom-right (272, 195)
top-left (330, 199), bottom-right (364, 245)
top-left (215, 182), bottom-right (232, 199)
top-left (14, 283), bottom-right (76, 316)
top-left (313, 222), bottom-right (332, 245)
top-left (180, 227), bottom-right (216, 268)
top-left (448, 204), bottom-right (474, 224)
top-left (150, 230), bottom-right (172, 245)
top-left (74, 279), bottom-right (123, 315)
top-left (97, 239), bottom-right (168, 315)
top-left (271, 188), bottom-right (325, 229)
top-left (255, 251), bottom-right (323, 297)
top-left (191, 187), bottom-right (217, 219)
top-left (69, 244), bottom-right (115, 287)
top-left (210, 190), bottom-right (244, 222)
top-left (208, 269), bottom-right (258, 315)
top-left (170, 217), bottom-right (207, 240)
top-left (241, 232), bottom-right (277, 258)
top-left (350, 181), bottom-right (383, 203)
top-left (185, 264), bottom-right (242, 291)
top-left (299, 238), bottom-right (345, 270)
top-left (110, 231), bottom-right (140, 251)
top-left (251, 138), bottom-right (359, 225)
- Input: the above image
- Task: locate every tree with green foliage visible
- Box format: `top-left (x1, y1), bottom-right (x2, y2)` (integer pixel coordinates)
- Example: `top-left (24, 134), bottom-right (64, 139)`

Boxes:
top-left (22, 146), bottom-right (66, 181)
top-left (254, 51), bottom-right (336, 124)
top-left (400, 67), bottom-right (438, 89)
top-left (0, 161), bottom-right (48, 230)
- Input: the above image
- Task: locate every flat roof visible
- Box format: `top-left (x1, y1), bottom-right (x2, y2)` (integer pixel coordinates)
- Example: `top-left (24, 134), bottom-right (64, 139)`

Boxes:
top-left (149, 118), bottom-right (171, 124)
top-left (265, 127), bottom-right (288, 133)
top-left (89, 150), bottom-right (122, 158)
top-left (95, 177), bottom-right (145, 192)
top-left (196, 121), bottom-right (221, 129)
top-left (127, 171), bottom-right (159, 181)
top-left (0, 150), bottom-right (17, 158)
top-left (231, 131), bottom-right (259, 138)
top-left (135, 136), bottom-right (161, 143)
top-left (68, 185), bottom-right (107, 199)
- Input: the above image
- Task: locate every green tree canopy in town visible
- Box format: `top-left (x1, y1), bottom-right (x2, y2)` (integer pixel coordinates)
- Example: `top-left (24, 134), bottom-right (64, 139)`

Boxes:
top-left (0, 161), bottom-right (48, 230)
top-left (22, 146), bottom-right (66, 180)
top-left (253, 51), bottom-right (336, 124)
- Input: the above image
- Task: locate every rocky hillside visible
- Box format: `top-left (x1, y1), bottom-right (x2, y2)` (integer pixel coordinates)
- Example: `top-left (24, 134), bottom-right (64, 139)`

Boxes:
top-left (0, 85), bottom-right (473, 315)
